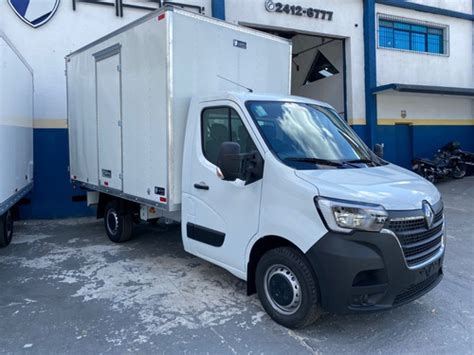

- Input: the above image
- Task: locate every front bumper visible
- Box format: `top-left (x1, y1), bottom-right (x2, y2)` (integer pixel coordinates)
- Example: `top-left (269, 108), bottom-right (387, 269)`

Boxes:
top-left (305, 230), bottom-right (444, 313)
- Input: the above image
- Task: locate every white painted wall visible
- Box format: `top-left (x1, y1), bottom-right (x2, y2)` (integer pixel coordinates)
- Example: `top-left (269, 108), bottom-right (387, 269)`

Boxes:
top-left (225, 0), bottom-right (366, 123)
top-left (376, 3), bottom-right (473, 89)
top-left (406, 0), bottom-right (472, 14)
top-left (291, 35), bottom-right (345, 116)
top-left (1, 0), bottom-right (471, 128)
top-left (377, 91), bottom-right (474, 122)
top-left (0, 0), bottom-right (210, 125)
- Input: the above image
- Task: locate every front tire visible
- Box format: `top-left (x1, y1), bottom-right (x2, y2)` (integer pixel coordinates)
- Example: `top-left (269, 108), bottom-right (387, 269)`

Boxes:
top-left (0, 210), bottom-right (14, 248)
top-left (256, 247), bottom-right (321, 328)
top-left (452, 163), bottom-right (467, 179)
top-left (104, 200), bottom-right (133, 243)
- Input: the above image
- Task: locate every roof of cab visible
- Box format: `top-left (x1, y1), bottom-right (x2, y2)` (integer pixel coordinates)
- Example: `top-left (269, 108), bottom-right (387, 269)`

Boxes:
top-left (196, 91), bottom-right (334, 109)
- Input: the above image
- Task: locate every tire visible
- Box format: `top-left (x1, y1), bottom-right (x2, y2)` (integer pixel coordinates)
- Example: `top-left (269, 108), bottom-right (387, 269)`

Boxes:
top-left (0, 210), bottom-right (14, 248)
top-left (452, 163), bottom-right (467, 179)
top-left (256, 247), bottom-right (321, 329)
top-left (104, 200), bottom-right (133, 243)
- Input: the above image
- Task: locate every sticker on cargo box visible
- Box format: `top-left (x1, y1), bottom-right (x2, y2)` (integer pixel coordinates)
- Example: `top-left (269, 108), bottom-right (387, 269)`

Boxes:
top-left (233, 40), bottom-right (247, 49)
top-left (155, 186), bottom-right (165, 196)
top-left (102, 169), bottom-right (112, 178)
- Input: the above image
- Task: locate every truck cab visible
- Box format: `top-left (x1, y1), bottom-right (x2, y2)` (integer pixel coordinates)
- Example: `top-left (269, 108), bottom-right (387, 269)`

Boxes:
top-left (181, 92), bottom-right (444, 328)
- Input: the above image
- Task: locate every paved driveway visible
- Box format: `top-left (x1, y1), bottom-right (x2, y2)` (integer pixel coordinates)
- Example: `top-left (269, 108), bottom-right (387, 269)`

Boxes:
top-left (1, 178), bottom-right (473, 354)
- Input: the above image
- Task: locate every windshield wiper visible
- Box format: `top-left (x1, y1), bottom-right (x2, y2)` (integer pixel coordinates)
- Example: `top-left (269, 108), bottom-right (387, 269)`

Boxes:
top-left (343, 158), bottom-right (378, 166)
top-left (284, 157), bottom-right (345, 167)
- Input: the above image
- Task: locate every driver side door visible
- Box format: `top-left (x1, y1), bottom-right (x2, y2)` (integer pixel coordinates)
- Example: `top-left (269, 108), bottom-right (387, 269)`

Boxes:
top-left (182, 101), bottom-right (263, 277)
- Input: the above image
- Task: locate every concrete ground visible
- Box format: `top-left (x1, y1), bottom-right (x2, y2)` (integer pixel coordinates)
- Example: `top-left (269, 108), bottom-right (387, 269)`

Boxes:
top-left (0, 178), bottom-right (473, 354)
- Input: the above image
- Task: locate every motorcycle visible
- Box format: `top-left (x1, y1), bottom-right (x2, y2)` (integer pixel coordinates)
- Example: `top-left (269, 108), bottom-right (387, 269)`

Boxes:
top-left (412, 147), bottom-right (466, 182)
top-left (440, 141), bottom-right (474, 172)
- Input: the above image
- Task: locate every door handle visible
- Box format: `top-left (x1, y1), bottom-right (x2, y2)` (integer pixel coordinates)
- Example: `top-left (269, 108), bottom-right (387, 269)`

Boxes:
top-left (194, 182), bottom-right (209, 190)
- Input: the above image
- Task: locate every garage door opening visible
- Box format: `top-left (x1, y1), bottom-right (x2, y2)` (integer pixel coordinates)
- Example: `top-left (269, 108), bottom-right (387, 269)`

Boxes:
top-left (244, 27), bottom-right (347, 120)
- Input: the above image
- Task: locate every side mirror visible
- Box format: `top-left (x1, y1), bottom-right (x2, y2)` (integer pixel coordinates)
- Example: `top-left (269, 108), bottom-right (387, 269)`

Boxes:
top-left (217, 142), bottom-right (242, 181)
top-left (374, 143), bottom-right (384, 159)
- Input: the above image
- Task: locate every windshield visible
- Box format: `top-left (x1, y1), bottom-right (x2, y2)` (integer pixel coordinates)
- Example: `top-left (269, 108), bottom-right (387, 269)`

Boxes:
top-left (245, 101), bottom-right (384, 169)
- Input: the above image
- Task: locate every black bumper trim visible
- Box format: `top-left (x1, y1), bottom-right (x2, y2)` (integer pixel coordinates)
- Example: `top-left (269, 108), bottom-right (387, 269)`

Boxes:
top-left (305, 230), bottom-right (444, 314)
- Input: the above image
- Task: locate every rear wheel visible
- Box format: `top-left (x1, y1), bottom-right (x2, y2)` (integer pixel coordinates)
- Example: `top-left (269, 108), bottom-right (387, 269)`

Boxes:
top-left (0, 210), bottom-right (14, 248)
top-left (104, 200), bottom-right (133, 243)
top-left (256, 247), bottom-right (321, 329)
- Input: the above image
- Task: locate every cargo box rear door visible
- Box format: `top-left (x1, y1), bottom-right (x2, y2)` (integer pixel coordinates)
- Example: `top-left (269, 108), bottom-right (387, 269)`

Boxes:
top-left (95, 46), bottom-right (123, 191)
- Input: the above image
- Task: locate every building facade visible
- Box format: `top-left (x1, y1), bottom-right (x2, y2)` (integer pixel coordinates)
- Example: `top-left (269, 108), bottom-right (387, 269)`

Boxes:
top-left (0, 0), bottom-right (472, 218)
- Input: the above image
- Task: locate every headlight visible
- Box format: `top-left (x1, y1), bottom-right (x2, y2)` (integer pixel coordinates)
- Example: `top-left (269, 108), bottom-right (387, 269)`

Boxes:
top-left (315, 197), bottom-right (388, 233)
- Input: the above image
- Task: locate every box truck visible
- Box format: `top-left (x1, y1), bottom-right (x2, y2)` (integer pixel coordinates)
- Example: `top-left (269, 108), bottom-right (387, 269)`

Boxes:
top-left (0, 32), bottom-right (34, 248)
top-left (67, 7), bottom-right (445, 328)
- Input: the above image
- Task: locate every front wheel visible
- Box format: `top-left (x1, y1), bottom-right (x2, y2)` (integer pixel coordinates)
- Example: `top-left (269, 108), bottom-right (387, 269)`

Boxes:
top-left (0, 210), bottom-right (14, 248)
top-left (256, 247), bottom-right (321, 328)
top-left (104, 200), bottom-right (133, 243)
top-left (452, 163), bottom-right (467, 179)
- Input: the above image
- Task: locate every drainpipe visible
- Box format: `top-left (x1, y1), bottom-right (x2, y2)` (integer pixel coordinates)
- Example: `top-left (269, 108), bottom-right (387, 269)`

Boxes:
top-left (212, 0), bottom-right (226, 20)
top-left (363, 0), bottom-right (378, 148)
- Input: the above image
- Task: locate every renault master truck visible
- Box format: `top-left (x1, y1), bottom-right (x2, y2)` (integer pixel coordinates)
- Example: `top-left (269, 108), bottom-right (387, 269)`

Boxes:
top-left (0, 32), bottom-right (34, 248)
top-left (66, 7), bottom-right (445, 328)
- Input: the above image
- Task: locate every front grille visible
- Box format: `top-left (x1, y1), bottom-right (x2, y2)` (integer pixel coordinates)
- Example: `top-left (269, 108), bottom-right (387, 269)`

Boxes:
top-left (393, 271), bottom-right (441, 305)
top-left (387, 209), bottom-right (444, 267)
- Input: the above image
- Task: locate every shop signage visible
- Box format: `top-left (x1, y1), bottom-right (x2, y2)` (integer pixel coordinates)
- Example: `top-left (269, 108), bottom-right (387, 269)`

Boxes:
top-left (264, 0), bottom-right (333, 21)
top-left (8, 0), bottom-right (60, 28)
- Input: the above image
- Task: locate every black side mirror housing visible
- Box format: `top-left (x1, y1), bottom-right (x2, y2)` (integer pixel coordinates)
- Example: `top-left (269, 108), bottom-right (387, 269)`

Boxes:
top-left (217, 142), bottom-right (242, 181)
top-left (374, 143), bottom-right (384, 159)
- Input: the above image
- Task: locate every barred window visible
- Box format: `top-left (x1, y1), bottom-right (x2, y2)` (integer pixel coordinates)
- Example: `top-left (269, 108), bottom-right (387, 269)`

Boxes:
top-left (378, 16), bottom-right (447, 55)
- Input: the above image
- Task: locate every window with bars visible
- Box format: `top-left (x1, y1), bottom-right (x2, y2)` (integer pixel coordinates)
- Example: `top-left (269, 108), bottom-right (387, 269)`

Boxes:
top-left (378, 17), bottom-right (447, 55)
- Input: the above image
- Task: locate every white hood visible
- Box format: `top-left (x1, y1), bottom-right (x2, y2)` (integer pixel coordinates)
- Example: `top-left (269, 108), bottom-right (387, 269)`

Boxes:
top-left (295, 164), bottom-right (441, 210)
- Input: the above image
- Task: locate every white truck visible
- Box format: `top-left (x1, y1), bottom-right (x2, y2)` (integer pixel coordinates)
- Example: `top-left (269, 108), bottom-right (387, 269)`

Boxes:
top-left (0, 32), bottom-right (34, 248)
top-left (67, 7), bottom-right (445, 328)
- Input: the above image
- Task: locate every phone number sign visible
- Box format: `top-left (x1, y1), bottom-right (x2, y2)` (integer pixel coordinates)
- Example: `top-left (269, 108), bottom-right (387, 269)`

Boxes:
top-left (265, 0), bottom-right (334, 21)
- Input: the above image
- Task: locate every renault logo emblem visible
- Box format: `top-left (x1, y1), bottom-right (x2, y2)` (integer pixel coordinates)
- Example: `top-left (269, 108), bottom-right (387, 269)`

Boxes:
top-left (422, 201), bottom-right (434, 229)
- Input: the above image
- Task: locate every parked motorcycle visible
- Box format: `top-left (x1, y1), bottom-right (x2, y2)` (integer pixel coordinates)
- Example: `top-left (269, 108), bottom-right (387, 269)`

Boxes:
top-left (440, 141), bottom-right (474, 171)
top-left (412, 147), bottom-right (466, 182)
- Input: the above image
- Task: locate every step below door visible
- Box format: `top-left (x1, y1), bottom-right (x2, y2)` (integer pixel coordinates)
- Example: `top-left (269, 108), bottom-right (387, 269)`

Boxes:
top-left (95, 47), bottom-right (123, 191)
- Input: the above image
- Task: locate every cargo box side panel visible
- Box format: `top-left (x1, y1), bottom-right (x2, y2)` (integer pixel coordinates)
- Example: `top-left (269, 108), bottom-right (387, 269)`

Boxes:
top-left (169, 11), bottom-right (291, 206)
top-left (121, 16), bottom-right (169, 205)
top-left (68, 13), bottom-right (169, 205)
top-left (67, 52), bottom-right (99, 186)
top-left (0, 36), bottom-right (33, 207)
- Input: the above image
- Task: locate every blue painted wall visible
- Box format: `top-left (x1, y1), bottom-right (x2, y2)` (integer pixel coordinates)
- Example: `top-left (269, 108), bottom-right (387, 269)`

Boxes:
top-left (211, 0), bottom-right (225, 20)
top-left (20, 123), bottom-right (472, 220)
top-left (378, 125), bottom-right (474, 165)
top-left (20, 128), bottom-right (92, 219)
top-left (362, 0), bottom-right (378, 148)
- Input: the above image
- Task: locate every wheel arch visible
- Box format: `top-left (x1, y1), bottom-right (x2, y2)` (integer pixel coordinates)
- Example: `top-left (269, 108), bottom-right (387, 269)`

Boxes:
top-left (246, 235), bottom-right (305, 295)
top-left (97, 193), bottom-right (139, 219)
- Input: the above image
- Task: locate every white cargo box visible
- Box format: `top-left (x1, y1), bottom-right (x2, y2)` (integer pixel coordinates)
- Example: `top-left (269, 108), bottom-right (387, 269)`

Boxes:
top-left (67, 7), bottom-right (291, 211)
top-left (0, 31), bottom-right (34, 215)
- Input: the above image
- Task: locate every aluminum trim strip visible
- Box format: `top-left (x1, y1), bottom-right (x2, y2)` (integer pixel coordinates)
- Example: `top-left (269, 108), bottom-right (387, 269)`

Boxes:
top-left (77, 181), bottom-right (169, 211)
top-left (0, 183), bottom-right (33, 216)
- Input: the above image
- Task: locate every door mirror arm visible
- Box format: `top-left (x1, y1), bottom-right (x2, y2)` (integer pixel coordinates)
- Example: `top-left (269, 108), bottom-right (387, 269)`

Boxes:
top-left (242, 151), bottom-right (264, 185)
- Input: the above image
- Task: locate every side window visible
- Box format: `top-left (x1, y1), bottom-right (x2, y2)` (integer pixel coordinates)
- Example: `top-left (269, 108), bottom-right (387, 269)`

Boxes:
top-left (202, 107), bottom-right (257, 165)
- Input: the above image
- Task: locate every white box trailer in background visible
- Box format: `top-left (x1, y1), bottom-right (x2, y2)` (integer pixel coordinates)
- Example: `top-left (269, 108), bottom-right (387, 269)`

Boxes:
top-left (67, 7), bottom-right (445, 329)
top-left (67, 7), bottom-right (291, 213)
top-left (0, 31), bottom-right (34, 248)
